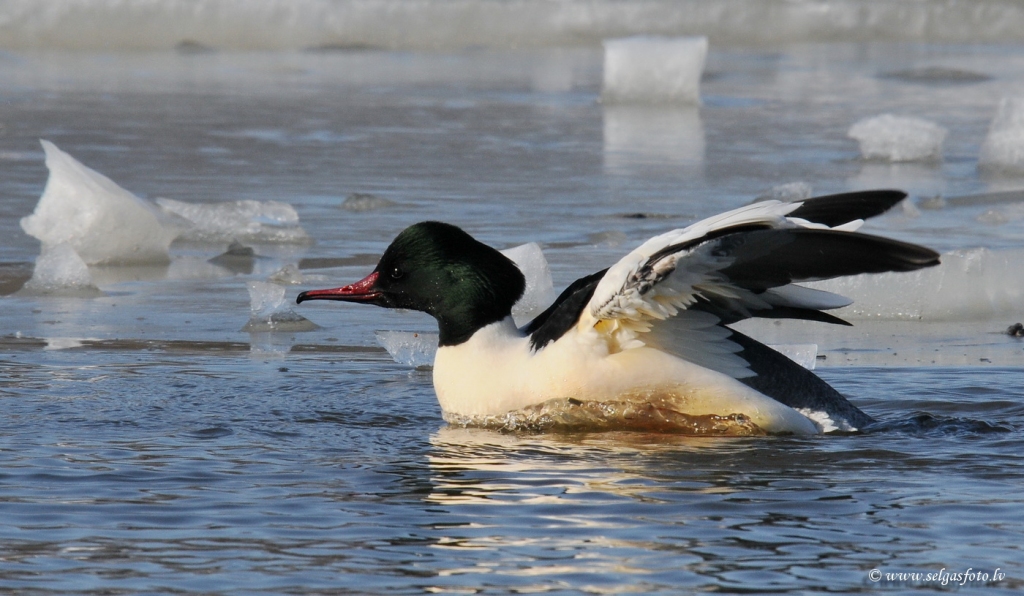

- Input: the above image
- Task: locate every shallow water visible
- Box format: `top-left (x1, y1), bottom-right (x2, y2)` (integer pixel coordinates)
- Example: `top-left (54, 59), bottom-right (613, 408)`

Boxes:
top-left (2, 42), bottom-right (1024, 592)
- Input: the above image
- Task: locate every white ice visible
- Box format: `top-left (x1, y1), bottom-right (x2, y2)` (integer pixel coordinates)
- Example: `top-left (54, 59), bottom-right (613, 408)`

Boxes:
top-left (242, 281), bottom-right (320, 332)
top-left (375, 331), bottom-right (438, 369)
top-left (20, 140), bottom-right (177, 265)
top-left (157, 197), bottom-right (312, 244)
top-left (810, 247), bottom-right (1024, 321)
top-left (847, 114), bottom-right (947, 162)
top-left (499, 242), bottom-right (557, 326)
top-left (19, 242), bottom-right (102, 297)
top-left (601, 36), bottom-right (707, 105)
top-left (980, 97), bottom-right (1024, 173)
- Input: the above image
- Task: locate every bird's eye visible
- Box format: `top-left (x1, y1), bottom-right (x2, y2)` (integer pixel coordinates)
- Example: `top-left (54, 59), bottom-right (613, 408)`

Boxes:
top-left (390, 267), bottom-right (404, 280)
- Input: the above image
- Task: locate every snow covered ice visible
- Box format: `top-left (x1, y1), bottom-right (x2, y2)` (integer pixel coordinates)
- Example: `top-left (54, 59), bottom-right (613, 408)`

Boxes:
top-left (980, 97), bottom-right (1024, 173)
top-left (847, 114), bottom-right (948, 162)
top-left (20, 141), bottom-right (177, 265)
top-left (18, 242), bottom-right (101, 297)
top-left (242, 281), bottom-right (320, 332)
top-left (601, 36), bottom-right (707, 104)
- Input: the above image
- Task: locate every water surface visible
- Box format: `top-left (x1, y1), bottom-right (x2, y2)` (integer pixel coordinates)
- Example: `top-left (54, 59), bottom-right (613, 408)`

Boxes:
top-left (2, 43), bottom-right (1024, 593)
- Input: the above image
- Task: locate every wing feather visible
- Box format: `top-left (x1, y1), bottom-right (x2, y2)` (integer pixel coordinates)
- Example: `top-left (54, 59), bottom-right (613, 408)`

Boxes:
top-left (575, 192), bottom-right (938, 377)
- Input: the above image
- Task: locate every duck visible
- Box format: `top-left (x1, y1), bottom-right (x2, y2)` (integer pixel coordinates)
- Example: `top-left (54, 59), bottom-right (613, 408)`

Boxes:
top-left (297, 190), bottom-right (939, 435)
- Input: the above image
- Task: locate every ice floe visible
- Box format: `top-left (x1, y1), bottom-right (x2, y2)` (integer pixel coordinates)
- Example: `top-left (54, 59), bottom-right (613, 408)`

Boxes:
top-left (19, 242), bottom-right (102, 297)
top-left (601, 36), bottom-right (707, 105)
top-left (811, 247), bottom-right (1024, 321)
top-left (20, 141), bottom-right (313, 275)
top-left (157, 197), bottom-right (312, 244)
top-left (21, 140), bottom-right (177, 265)
top-left (980, 97), bottom-right (1024, 173)
top-left (848, 114), bottom-right (947, 162)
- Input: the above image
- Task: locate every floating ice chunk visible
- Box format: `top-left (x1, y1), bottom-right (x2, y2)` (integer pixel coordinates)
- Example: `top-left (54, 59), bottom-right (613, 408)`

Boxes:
top-left (767, 344), bottom-right (818, 370)
top-left (848, 114), bottom-right (947, 162)
top-left (157, 197), bottom-right (312, 244)
top-left (20, 140), bottom-right (177, 265)
top-left (500, 242), bottom-right (556, 326)
top-left (19, 242), bottom-right (102, 297)
top-left (341, 192), bottom-right (397, 212)
top-left (44, 337), bottom-right (86, 350)
top-left (601, 36), bottom-right (707, 105)
top-left (980, 97), bottom-right (1024, 173)
top-left (810, 247), bottom-right (1024, 321)
top-left (242, 281), bottom-right (320, 332)
top-left (375, 331), bottom-right (438, 369)
top-left (267, 264), bottom-right (305, 285)
top-left (755, 182), bottom-right (813, 203)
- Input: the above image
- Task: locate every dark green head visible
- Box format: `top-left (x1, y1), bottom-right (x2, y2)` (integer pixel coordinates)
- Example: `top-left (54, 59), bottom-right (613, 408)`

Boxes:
top-left (297, 221), bottom-right (525, 346)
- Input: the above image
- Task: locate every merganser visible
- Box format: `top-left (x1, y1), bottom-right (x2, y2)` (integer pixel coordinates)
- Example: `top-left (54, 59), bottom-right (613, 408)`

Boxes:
top-left (297, 190), bottom-right (939, 435)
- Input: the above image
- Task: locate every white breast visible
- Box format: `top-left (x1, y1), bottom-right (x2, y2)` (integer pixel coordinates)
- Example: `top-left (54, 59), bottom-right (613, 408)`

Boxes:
top-left (431, 317), bottom-right (819, 434)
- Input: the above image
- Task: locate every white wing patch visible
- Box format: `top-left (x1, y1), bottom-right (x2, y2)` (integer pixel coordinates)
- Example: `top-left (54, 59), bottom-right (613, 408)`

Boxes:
top-left (580, 199), bottom-right (855, 377)
top-left (644, 310), bottom-right (755, 379)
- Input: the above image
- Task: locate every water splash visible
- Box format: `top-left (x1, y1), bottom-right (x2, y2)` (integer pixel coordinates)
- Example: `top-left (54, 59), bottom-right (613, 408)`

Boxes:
top-left (445, 397), bottom-right (767, 436)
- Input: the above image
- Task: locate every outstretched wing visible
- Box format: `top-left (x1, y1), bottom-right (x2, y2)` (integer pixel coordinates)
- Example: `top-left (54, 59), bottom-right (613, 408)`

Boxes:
top-left (527, 190), bottom-right (939, 378)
